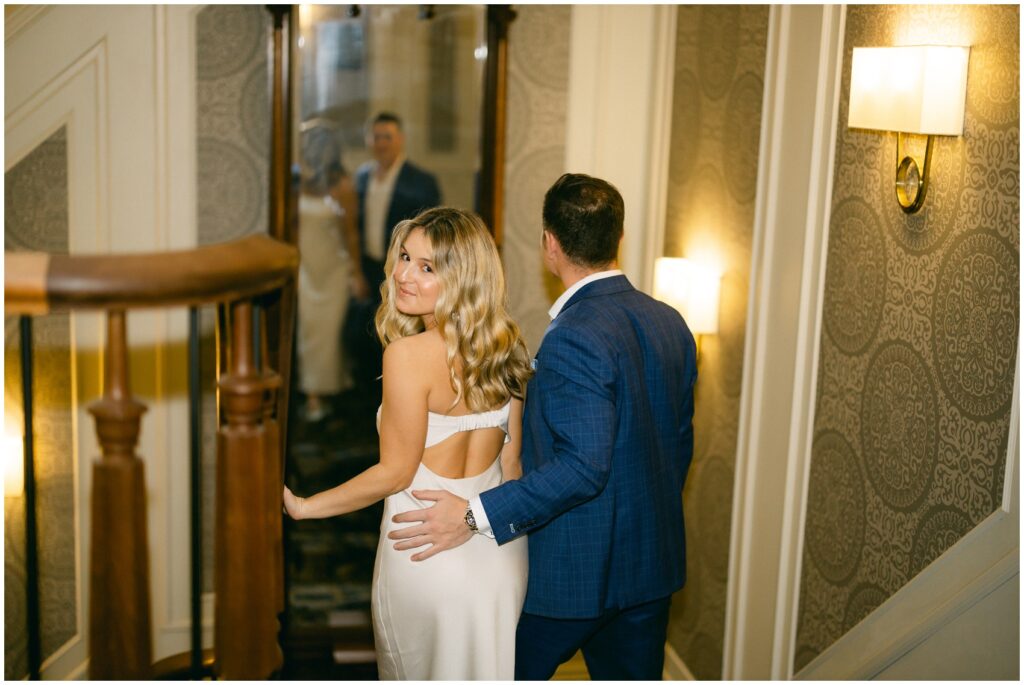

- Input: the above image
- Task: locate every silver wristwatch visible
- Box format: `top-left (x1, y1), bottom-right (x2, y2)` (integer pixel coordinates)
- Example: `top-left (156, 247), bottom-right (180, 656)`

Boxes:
top-left (464, 504), bottom-right (479, 534)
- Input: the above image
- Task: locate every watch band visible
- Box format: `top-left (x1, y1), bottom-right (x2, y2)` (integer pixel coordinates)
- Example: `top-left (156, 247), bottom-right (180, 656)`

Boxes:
top-left (464, 504), bottom-right (479, 534)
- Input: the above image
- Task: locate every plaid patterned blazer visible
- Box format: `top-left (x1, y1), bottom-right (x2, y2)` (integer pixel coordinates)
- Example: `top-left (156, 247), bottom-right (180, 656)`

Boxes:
top-left (480, 275), bottom-right (697, 619)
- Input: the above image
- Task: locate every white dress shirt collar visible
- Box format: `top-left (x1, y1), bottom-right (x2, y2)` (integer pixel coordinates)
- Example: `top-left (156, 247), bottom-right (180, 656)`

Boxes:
top-left (548, 269), bottom-right (623, 320)
top-left (374, 154), bottom-right (406, 182)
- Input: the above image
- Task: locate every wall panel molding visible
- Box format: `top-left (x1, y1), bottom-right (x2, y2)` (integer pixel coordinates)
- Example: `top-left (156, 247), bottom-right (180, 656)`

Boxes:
top-left (5, 5), bottom-right (209, 674)
top-left (5, 20), bottom-right (110, 678)
top-left (4, 4), bottom-right (49, 41)
top-left (565, 4), bottom-right (676, 291)
top-left (771, 5), bottom-right (846, 679)
top-left (723, 5), bottom-right (845, 679)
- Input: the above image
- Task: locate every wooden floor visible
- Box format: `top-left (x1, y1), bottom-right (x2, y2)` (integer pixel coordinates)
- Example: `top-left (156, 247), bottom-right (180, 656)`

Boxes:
top-left (554, 651), bottom-right (591, 680)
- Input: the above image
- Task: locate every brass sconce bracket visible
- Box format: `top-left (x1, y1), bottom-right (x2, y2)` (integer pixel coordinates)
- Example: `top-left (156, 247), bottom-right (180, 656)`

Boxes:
top-left (895, 132), bottom-right (934, 214)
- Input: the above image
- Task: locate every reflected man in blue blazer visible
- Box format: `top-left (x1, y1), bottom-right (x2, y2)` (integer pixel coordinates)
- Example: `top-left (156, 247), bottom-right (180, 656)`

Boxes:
top-left (390, 173), bottom-right (697, 680)
top-left (349, 112), bottom-right (441, 392)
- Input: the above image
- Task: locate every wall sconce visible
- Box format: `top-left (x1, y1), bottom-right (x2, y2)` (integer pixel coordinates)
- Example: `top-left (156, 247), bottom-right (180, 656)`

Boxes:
top-left (654, 257), bottom-right (722, 360)
top-left (5, 432), bottom-right (24, 499)
top-left (848, 45), bottom-right (970, 213)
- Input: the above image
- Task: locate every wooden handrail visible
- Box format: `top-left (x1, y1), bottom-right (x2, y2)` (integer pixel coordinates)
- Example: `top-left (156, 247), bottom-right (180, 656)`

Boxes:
top-left (6, 234), bottom-right (296, 679)
top-left (4, 235), bottom-right (298, 315)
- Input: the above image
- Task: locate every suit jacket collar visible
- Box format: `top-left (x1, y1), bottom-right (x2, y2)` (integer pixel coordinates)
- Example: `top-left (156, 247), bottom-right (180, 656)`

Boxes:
top-left (558, 274), bottom-right (633, 317)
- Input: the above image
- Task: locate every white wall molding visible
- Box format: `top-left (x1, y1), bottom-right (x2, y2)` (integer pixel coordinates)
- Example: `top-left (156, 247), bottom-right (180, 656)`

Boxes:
top-left (637, 4), bottom-right (677, 294)
top-left (797, 340), bottom-right (1020, 679)
top-left (770, 5), bottom-right (846, 679)
top-left (565, 4), bottom-right (677, 292)
top-left (723, 5), bottom-right (845, 679)
top-left (797, 508), bottom-right (1019, 678)
top-left (6, 15), bottom-right (109, 679)
top-left (6, 5), bottom-right (206, 674)
top-left (663, 643), bottom-right (696, 681)
top-left (4, 4), bottom-right (49, 42)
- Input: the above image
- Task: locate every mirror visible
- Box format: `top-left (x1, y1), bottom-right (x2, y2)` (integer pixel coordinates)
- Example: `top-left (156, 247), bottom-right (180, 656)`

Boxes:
top-left (293, 4), bottom-right (488, 411)
top-left (296, 4), bottom-right (486, 212)
top-left (283, 4), bottom-right (510, 674)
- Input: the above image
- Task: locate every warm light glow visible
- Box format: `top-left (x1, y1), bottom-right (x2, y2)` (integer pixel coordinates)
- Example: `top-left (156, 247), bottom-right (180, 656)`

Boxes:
top-left (848, 46), bottom-right (970, 135)
top-left (5, 433), bottom-right (24, 499)
top-left (654, 257), bottom-right (722, 336)
top-left (474, 45), bottom-right (488, 61)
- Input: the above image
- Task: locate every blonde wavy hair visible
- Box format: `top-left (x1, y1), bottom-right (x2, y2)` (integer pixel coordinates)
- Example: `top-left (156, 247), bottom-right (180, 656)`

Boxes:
top-left (375, 207), bottom-right (533, 411)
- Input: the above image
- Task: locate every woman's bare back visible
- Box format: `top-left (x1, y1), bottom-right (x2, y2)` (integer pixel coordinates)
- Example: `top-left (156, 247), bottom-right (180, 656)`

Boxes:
top-left (409, 328), bottom-right (508, 479)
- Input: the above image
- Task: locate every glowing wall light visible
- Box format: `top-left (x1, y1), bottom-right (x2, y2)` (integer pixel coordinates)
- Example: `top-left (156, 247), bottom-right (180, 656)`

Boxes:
top-left (5, 431), bottom-right (24, 499)
top-left (848, 45), bottom-right (970, 213)
top-left (654, 256), bottom-right (722, 339)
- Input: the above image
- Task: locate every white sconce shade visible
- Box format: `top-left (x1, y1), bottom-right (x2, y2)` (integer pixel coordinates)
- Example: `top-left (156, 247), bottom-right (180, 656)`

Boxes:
top-left (5, 433), bottom-right (24, 498)
top-left (848, 46), bottom-right (970, 135)
top-left (654, 257), bottom-right (721, 335)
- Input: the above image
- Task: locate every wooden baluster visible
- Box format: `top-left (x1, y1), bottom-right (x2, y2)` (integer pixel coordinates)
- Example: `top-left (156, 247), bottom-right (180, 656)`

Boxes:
top-left (259, 311), bottom-right (285, 618)
top-left (88, 310), bottom-right (153, 679)
top-left (214, 300), bottom-right (282, 678)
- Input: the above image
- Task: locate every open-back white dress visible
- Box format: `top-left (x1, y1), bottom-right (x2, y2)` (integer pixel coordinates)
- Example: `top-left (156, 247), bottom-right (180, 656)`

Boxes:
top-left (371, 402), bottom-right (528, 680)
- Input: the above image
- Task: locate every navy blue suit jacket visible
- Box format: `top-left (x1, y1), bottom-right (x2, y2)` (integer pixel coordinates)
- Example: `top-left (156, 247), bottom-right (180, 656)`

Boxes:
top-left (480, 275), bottom-right (697, 619)
top-left (355, 160), bottom-right (441, 261)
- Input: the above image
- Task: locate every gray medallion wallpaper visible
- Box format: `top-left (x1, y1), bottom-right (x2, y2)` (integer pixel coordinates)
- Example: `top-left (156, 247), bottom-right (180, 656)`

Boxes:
top-left (663, 6), bottom-right (769, 680)
top-left (795, 4), bottom-right (1019, 671)
top-left (501, 5), bottom-right (571, 354)
top-left (195, 4), bottom-right (273, 593)
top-left (197, 4), bottom-right (271, 246)
top-left (4, 127), bottom-right (76, 679)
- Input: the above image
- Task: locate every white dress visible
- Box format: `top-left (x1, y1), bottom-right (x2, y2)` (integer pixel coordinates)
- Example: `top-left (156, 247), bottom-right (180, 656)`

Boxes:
top-left (371, 402), bottom-right (528, 680)
top-left (297, 193), bottom-right (352, 395)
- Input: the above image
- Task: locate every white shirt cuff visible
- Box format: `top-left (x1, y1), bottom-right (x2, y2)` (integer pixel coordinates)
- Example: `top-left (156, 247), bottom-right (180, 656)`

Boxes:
top-left (468, 495), bottom-right (495, 539)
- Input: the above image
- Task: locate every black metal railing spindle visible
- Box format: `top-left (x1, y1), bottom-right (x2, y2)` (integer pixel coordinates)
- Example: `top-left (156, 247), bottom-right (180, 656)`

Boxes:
top-left (20, 315), bottom-right (42, 680)
top-left (188, 306), bottom-right (203, 678)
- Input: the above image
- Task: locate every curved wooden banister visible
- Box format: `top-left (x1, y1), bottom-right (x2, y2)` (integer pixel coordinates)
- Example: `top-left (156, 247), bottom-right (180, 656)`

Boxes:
top-left (6, 233), bottom-right (296, 679)
top-left (5, 234), bottom-right (298, 315)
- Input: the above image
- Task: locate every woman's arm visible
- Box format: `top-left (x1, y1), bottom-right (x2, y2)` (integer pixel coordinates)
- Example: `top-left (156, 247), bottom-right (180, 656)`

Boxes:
top-left (498, 396), bottom-right (524, 482)
top-left (332, 175), bottom-right (370, 300)
top-left (283, 338), bottom-right (429, 519)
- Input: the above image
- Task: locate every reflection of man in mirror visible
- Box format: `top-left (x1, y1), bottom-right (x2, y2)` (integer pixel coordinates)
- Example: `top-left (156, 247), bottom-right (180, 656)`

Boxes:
top-left (350, 112), bottom-right (442, 395)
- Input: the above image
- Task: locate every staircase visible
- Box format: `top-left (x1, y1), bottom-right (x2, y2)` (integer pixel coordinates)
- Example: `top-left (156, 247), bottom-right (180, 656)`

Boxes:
top-left (5, 235), bottom-right (298, 679)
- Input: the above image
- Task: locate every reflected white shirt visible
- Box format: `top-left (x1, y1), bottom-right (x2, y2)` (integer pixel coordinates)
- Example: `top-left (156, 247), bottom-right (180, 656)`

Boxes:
top-left (364, 156), bottom-right (406, 261)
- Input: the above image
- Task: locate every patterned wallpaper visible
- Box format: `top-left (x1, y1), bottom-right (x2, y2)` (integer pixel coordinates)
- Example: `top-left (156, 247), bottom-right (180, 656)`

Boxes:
top-left (663, 6), bottom-right (769, 680)
top-left (197, 4), bottom-right (271, 246)
top-left (501, 5), bottom-right (571, 353)
top-left (196, 4), bottom-right (273, 592)
top-left (4, 128), bottom-right (76, 679)
top-left (795, 4), bottom-right (1019, 671)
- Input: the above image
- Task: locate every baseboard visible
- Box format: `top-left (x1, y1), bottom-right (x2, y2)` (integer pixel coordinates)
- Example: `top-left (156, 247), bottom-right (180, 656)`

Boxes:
top-left (796, 509), bottom-right (1019, 679)
top-left (664, 643), bottom-right (696, 680)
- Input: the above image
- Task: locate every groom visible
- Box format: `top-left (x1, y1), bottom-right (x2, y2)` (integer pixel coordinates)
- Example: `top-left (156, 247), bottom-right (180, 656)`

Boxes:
top-left (389, 173), bottom-right (697, 680)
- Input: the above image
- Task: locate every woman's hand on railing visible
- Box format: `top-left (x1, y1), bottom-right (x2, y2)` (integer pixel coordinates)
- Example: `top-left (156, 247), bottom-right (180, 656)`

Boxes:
top-left (282, 486), bottom-right (306, 520)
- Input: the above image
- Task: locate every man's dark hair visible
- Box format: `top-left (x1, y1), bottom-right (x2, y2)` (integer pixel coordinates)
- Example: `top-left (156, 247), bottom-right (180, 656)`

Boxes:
top-left (371, 111), bottom-right (403, 131)
top-left (542, 173), bottom-right (624, 268)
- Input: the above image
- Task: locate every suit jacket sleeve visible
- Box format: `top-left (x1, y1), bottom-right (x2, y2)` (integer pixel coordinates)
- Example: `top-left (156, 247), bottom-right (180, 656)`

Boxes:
top-left (479, 324), bottom-right (616, 544)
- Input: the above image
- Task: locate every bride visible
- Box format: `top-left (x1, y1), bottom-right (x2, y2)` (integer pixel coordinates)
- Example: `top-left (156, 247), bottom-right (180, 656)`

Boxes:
top-left (283, 207), bottom-right (533, 680)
